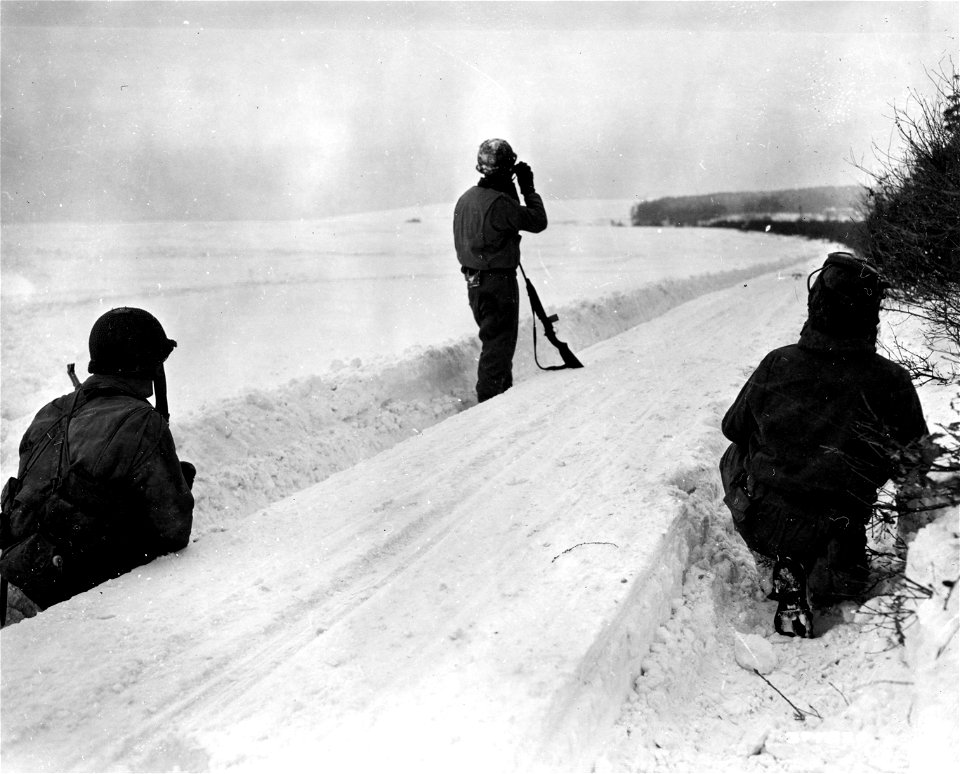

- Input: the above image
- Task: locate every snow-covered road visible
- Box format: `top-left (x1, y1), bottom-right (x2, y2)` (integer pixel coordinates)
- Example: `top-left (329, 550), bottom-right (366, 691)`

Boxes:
top-left (2, 260), bottom-right (821, 771)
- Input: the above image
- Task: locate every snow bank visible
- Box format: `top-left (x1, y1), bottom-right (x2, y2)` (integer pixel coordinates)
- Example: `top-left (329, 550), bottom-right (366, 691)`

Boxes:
top-left (904, 508), bottom-right (960, 772)
top-left (597, 466), bottom-right (956, 773)
top-left (177, 257), bottom-right (803, 539)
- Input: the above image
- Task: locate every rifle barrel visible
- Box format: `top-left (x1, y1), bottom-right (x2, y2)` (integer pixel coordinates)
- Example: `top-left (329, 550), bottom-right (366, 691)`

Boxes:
top-left (67, 363), bottom-right (81, 389)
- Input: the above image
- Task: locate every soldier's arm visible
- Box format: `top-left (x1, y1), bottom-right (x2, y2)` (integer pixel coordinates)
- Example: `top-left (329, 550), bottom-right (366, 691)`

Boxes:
top-left (491, 192), bottom-right (548, 234)
top-left (892, 375), bottom-right (929, 445)
top-left (127, 414), bottom-right (194, 553)
top-left (722, 356), bottom-right (771, 446)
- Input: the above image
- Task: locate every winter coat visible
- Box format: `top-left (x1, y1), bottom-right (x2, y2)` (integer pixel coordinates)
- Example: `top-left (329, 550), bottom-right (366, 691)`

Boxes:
top-left (0, 375), bottom-right (194, 608)
top-left (722, 325), bottom-right (927, 507)
top-left (720, 325), bottom-right (927, 574)
top-left (453, 184), bottom-right (547, 271)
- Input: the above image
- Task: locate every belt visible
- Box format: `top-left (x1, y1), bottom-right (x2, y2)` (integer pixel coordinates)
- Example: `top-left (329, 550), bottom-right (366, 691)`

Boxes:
top-left (462, 267), bottom-right (517, 277)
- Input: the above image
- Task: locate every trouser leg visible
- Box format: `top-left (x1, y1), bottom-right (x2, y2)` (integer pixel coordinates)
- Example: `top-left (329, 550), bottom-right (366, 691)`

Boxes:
top-left (468, 273), bottom-right (519, 402)
top-left (807, 519), bottom-right (869, 604)
top-left (740, 490), bottom-right (869, 605)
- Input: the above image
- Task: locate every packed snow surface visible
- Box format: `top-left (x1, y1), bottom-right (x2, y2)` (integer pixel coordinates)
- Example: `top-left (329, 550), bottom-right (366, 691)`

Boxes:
top-left (1, 203), bottom-right (956, 772)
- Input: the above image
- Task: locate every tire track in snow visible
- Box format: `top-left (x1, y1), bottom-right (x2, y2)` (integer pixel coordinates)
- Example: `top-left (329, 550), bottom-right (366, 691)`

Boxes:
top-left (170, 382), bottom-right (656, 769)
top-left (96, 468), bottom-right (495, 768)
top-left (100, 400), bottom-right (588, 768)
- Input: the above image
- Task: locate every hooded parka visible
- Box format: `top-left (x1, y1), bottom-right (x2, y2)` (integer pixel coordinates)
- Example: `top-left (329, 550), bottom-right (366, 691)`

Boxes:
top-left (720, 321), bottom-right (927, 595)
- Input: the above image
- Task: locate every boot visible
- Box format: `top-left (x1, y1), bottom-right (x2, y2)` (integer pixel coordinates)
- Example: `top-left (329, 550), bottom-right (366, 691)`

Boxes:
top-left (772, 558), bottom-right (814, 638)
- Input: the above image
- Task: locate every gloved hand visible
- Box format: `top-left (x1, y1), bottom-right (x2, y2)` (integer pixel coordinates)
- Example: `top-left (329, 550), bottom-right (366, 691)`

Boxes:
top-left (180, 461), bottom-right (197, 490)
top-left (514, 162), bottom-right (535, 195)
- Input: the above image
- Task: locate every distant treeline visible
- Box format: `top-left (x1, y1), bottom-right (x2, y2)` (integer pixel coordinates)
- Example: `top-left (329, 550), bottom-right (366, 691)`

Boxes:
top-left (630, 185), bottom-right (863, 227)
top-left (708, 218), bottom-right (864, 250)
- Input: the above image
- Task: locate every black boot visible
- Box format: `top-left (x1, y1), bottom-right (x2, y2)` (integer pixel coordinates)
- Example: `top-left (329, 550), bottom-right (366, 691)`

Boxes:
top-left (772, 557), bottom-right (814, 638)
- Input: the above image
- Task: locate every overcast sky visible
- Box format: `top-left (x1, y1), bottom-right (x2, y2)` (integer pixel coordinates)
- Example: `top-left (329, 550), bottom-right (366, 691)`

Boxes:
top-left (2, 1), bottom-right (957, 222)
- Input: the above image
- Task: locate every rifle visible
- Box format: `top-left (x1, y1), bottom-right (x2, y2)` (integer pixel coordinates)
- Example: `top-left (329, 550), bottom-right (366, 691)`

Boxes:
top-left (67, 363), bottom-right (169, 421)
top-left (518, 263), bottom-right (584, 371)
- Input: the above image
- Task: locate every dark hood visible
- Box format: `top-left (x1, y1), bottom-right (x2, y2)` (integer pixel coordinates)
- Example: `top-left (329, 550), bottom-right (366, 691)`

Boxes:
top-left (797, 320), bottom-right (876, 356)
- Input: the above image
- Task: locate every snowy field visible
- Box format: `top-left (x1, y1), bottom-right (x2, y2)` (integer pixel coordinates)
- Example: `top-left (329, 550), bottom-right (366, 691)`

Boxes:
top-left (1, 204), bottom-right (956, 772)
top-left (1, 199), bottom-right (800, 424)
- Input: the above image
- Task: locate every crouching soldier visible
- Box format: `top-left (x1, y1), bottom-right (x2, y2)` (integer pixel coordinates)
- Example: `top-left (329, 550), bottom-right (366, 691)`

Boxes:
top-left (1, 308), bottom-right (195, 626)
top-left (720, 253), bottom-right (928, 638)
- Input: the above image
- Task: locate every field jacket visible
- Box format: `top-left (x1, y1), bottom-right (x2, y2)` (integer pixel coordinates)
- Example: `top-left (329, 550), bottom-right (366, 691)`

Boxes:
top-left (453, 184), bottom-right (547, 271)
top-left (0, 375), bottom-right (193, 607)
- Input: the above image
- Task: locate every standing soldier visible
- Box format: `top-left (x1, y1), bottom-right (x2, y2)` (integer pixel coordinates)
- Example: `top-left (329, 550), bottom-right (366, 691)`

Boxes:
top-left (454, 139), bottom-right (548, 402)
top-left (1, 307), bottom-right (195, 626)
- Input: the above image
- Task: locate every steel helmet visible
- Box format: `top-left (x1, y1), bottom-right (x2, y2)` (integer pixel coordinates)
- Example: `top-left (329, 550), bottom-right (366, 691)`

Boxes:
top-left (88, 307), bottom-right (177, 378)
top-left (476, 138), bottom-right (517, 176)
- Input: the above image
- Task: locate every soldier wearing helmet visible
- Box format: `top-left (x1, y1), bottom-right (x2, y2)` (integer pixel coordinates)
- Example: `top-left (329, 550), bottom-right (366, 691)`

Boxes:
top-left (453, 139), bottom-right (548, 402)
top-left (1, 308), bottom-right (195, 625)
top-left (719, 252), bottom-right (928, 638)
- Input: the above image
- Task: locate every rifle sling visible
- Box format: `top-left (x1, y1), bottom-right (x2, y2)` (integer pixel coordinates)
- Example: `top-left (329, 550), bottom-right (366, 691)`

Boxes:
top-left (518, 263), bottom-right (584, 371)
